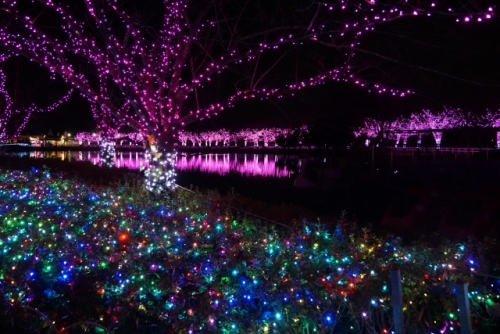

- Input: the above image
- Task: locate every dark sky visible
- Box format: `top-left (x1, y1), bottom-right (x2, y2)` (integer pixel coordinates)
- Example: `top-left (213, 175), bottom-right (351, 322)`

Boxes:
top-left (4, 4), bottom-right (500, 136)
top-left (187, 18), bottom-right (500, 134)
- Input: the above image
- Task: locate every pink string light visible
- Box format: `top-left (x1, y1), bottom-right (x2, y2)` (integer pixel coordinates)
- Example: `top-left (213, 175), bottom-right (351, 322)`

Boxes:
top-left (354, 108), bottom-right (500, 146)
top-left (0, 56), bottom-right (73, 138)
top-left (0, 1), bottom-right (493, 144)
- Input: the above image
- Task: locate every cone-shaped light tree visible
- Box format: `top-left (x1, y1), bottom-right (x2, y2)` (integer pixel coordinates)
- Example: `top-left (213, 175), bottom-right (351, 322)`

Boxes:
top-left (0, 0), bottom-right (495, 191)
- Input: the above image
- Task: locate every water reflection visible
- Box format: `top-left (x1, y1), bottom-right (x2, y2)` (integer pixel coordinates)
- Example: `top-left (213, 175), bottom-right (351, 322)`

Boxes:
top-left (177, 153), bottom-right (293, 178)
top-left (13, 151), bottom-right (295, 178)
top-left (20, 151), bottom-right (147, 170)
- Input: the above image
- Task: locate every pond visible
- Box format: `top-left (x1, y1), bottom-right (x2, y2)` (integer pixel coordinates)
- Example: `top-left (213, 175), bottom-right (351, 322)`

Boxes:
top-left (17, 149), bottom-right (463, 224)
top-left (10, 150), bottom-right (362, 218)
top-left (16, 150), bottom-right (300, 177)
top-left (9, 149), bottom-right (500, 236)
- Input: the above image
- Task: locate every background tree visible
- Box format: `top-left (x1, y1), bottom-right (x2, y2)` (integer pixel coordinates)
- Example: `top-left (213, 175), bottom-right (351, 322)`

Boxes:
top-left (199, 131), bottom-right (211, 147)
top-left (247, 129), bottom-right (261, 147)
top-left (192, 133), bottom-right (203, 147)
top-left (218, 129), bottom-right (231, 146)
top-left (177, 130), bottom-right (189, 146)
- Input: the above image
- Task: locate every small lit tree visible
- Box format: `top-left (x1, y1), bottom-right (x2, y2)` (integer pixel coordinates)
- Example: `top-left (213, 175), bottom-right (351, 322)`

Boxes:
top-left (219, 129), bottom-right (231, 147)
top-left (236, 129), bottom-right (253, 147)
top-left (408, 108), bottom-right (467, 148)
top-left (260, 128), bottom-right (282, 147)
top-left (199, 131), bottom-right (211, 147)
top-left (247, 129), bottom-right (262, 147)
top-left (177, 130), bottom-right (189, 147)
top-left (192, 133), bottom-right (203, 147)
top-left (211, 129), bottom-right (225, 147)
top-left (355, 108), bottom-right (493, 148)
top-left (354, 118), bottom-right (391, 147)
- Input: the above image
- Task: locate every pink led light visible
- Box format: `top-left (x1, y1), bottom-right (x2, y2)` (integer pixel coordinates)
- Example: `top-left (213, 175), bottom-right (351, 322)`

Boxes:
top-left (354, 108), bottom-right (470, 138)
top-left (0, 55), bottom-right (73, 138)
top-left (74, 131), bottom-right (144, 145)
top-left (354, 108), bottom-right (500, 147)
top-left (177, 128), bottom-right (293, 147)
top-left (0, 1), bottom-right (491, 144)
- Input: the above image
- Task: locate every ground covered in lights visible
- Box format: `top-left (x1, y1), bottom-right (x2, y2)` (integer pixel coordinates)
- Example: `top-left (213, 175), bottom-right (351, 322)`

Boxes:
top-left (0, 168), bottom-right (500, 333)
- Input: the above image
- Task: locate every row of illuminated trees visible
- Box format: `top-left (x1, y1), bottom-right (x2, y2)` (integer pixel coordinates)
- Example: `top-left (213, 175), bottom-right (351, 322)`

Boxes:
top-left (177, 126), bottom-right (309, 148)
top-left (75, 106), bottom-right (500, 149)
top-left (74, 131), bottom-right (144, 145)
top-left (74, 126), bottom-right (310, 148)
top-left (354, 108), bottom-right (500, 148)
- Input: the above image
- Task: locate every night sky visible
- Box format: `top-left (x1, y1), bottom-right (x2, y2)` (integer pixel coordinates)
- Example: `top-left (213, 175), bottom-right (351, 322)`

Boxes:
top-left (189, 16), bottom-right (500, 133)
top-left (3, 2), bottom-right (500, 136)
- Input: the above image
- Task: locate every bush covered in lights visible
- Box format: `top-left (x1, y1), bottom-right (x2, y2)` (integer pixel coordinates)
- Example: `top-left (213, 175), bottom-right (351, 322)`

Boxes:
top-left (0, 168), bottom-right (500, 333)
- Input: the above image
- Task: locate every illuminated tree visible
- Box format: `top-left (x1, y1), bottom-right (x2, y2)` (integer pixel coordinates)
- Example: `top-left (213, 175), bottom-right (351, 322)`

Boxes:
top-left (471, 109), bottom-right (500, 147)
top-left (228, 132), bottom-right (238, 147)
top-left (0, 0), bottom-right (495, 190)
top-left (353, 118), bottom-right (391, 146)
top-left (212, 129), bottom-right (228, 147)
top-left (206, 130), bottom-right (223, 147)
top-left (177, 130), bottom-right (189, 146)
top-left (174, 127), bottom-right (305, 148)
top-left (121, 131), bottom-right (144, 144)
top-left (247, 129), bottom-right (261, 147)
top-left (236, 129), bottom-right (253, 147)
top-left (476, 109), bottom-right (500, 128)
top-left (354, 108), bottom-right (496, 148)
top-left (192, 133), bottom-right (203, 147)
top-left (259, 128), bottom-right (281, 146)
top-left (406, 108), bottom-right (467, 147)
top-left (296, 125), bottom-right (309, 145)
top-left (199, 131), bottom-right (211, 147)
top-left (274, 128), bottom-right (292, 147)
top-left (218, 129), bottom-right (231, 146)
top-left (74, 132), bottom-right (99, 145)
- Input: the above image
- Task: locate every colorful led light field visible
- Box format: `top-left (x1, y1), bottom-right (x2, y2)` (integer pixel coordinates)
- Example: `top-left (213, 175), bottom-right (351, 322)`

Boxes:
top-left (0, 168), bottom-right (499, 333)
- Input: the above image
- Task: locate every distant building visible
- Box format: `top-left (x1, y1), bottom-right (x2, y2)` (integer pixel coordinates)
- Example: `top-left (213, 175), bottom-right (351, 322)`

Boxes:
top-left (1, 131), bottom-right (78, 147)
top-left (42, 133), bottom-right (63, 147)
top-left (0, 136), bottom-right (32, 146)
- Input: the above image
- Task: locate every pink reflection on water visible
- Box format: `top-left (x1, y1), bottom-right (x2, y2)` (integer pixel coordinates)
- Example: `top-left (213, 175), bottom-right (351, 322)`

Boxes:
top-left (176, 153), bottom-right (292, 178)
top-left (25, 151), bottom-right (148, 170)
top-left (22, 151), bottom-right (292, 178)
top-left (75, 151), bottom-right (149, 170)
